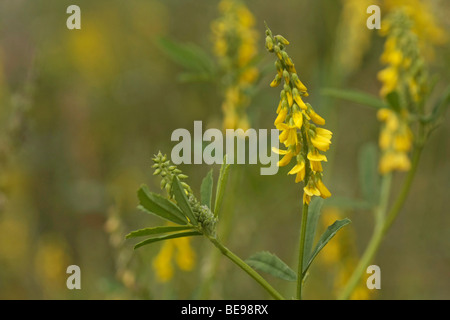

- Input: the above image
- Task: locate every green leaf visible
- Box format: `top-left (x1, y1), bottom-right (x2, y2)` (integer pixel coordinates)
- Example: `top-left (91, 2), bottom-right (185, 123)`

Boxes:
top-left (302, 198), bottom-right (324, 264)
top-left (200, 169), bottom-right (214, 209)
top-left (358, 143), bottom-right (380, 206)
top-left (126, 225), bottom-right (195, 239)
top-left (246, 251), bottom-right (297, 282)
top-left (385, 91), bottom-right (401, 112)
top-left (321, 88), bottom-right (387, 110)
top-left (134, 231), bottom-right (202, 250)
top-left (172, 176), bottom-right (198, 225)
top-left (303, 218), bottom-right (351, 275)
top-left (156, 37), bottom-right (214, 74)
top-left (137, 185), bottom-right (187, 225)
top-left (214, 155), bottom-right (231, 216)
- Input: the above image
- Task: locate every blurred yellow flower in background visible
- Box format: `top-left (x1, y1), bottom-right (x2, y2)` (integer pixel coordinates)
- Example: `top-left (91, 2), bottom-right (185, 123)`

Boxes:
top-left (319, 207), bottom-right (373, 300)
top-left (212, 0), bottom-right (259, 130)
top-left (152, 235), bottom-right (196, 283)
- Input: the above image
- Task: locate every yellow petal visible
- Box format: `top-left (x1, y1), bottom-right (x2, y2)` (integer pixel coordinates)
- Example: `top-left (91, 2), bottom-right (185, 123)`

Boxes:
top-left (272, 147), bottom-right (289, 155)
top-left (304, 184), bottom-right (320, 197)
top-left (288, 161), bottom-right (305, 175)
top-left (295, 169), bottom-right (305, 183)
top-left (309, 110), bottom-right (325, 125)
top-left (311, 135), bottom-right (331, 152)
top-left (292, 110), bottom-right (303, 129)
top-left (307, 151), bottom-right (327, 162)
top-left (278, 152), bottom-right (294, 167)
top-left (316, 180), bottom-right (331, 199)
top-left (274, 108), bottom-right (288, 125)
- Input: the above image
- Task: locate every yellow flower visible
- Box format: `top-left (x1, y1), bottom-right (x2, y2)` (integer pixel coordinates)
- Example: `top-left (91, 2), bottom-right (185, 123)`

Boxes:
top-left (288, 160), bottom-right (306, 183)
top-left (316, 179), bottom-right (332, 199)
top-left (152, 241), bottom-right (175, 282)
top-left (377, 67), bottom-right (398, 97)
top-left (277, 122), bottom-right (298, 148)
top-left (274, 106), bottom-right (288, 125)
top-left (152, 236), bottom-right (196, 283)
top-left (308, 109), bottom-right (326, 126)
top-left (304, 182), bottom-right (321, 197)
top-left (292, 107), bottom-right (304, 129)
top-left (307, 150), bottom-right (327, 162)
top-left (311, 128), bottom-right (332, 152)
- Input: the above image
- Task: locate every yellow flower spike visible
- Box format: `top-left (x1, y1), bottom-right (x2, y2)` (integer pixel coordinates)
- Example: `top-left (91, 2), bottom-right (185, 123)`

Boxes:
top-left (267, 26), bottom-right (332, 202)
top-left (316, 179), bottom-right (332, 199)
top-left (213, 0), bottom-right (259, 130)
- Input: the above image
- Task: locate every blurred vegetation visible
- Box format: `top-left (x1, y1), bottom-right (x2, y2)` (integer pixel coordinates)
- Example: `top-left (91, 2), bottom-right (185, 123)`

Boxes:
top-left (0, 0), bottom-right (449, 299)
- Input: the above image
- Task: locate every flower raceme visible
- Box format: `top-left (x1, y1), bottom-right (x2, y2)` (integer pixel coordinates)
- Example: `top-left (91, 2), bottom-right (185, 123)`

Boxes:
top-left (266, 26), bottom-right (332, 204)
top-left (376, 10), bottom-right (427, 175)
top-left (211, 0), bottom-right (259, 130)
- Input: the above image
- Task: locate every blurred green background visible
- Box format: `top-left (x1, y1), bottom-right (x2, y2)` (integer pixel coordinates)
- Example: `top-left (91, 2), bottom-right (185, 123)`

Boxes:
top-left (0, 0), bottom-right (449, 299)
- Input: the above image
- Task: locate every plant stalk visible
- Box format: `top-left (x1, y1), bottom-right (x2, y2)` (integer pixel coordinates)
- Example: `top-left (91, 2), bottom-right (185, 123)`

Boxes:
top-left (338, 143), bottom-right (424, 300)
top-left (208, 236), bottom-right (285, 300)
top-left (296, 202), bottom-right (309, 300)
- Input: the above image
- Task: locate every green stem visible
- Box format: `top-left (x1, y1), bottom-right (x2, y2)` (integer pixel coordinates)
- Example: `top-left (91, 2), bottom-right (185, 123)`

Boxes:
top-left (338, 143), bottom-right (424, 300)
top-left (198, 165), bottom-right (236, 299)
top-left (296, 202), bottom-right (309, 300)
top-left (208, 236), bottom-right (285, 300)
top-left (382, 144), bottom-right (423, 233)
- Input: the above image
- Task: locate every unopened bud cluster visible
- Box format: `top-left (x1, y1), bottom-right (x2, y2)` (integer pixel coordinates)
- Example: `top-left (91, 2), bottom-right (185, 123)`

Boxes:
top-left (152, 151), bottom-right (217, 236)
top-left (188, 195), bottom-right (218, 237)
top-left (152, 152), bottom-right (192, 197)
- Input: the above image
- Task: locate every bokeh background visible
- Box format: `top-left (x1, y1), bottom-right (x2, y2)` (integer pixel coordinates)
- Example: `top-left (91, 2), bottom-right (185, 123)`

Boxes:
top-left (0, 0), bottom-right (449, 299)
